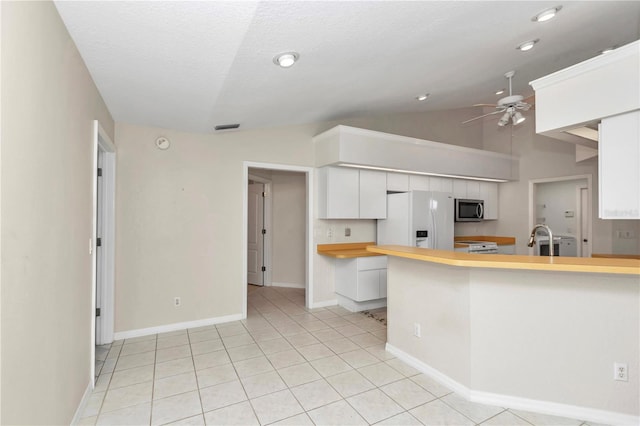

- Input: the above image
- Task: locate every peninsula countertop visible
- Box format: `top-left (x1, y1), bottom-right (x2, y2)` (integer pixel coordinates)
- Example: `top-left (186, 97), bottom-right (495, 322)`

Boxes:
top-left (317, 242), bottom-right (384, 258)
top-left (367, 245), bottom-right (640, 275)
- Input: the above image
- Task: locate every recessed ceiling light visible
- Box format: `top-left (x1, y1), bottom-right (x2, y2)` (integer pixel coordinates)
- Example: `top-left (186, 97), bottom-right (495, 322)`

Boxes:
top-left (532, 6), bottom-right (562, 22)
top-left (517, 39), bottom-right (539, 52)
top-left (416, 93), bottom-right (430, 101)
top-left (273, 52), bottom-right (299, 68)
top-left (495, 89), bottom-right (505, 95)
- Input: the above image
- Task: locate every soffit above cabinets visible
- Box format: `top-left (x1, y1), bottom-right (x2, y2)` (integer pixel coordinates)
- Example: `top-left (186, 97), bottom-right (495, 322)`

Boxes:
top-left (530, 40), bottom-right (639, 147)
top-left (313, 126), bottom-right (518, 182)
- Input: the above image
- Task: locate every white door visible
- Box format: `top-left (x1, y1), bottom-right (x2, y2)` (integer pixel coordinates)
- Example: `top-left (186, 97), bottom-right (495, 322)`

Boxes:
top-left (247, 183), bottom-right (265, 285)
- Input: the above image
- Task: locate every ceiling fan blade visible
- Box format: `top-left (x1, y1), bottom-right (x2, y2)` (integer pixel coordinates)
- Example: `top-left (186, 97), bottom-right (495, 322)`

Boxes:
top-left (461, 110), bottom-right (503, 124)
top-left (472, 103), bottom-right (499, 107)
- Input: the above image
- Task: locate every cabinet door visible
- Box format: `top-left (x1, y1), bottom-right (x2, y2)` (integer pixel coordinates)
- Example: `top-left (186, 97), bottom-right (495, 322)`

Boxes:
top-left (318, 167), bottom-right (359, 219)
top-left (334, 259), bottom-right (357, 299)
top-left (359, 170), bottom-right (387, 219)
top-left (387, 172), bottom-right (409, 192)
top-left (453, 180), bottom-right (467, 199)
top-left (409, 175), bottom-right (429, 191)
top-left (430, 177), bottom-right (453, 193)
top-left (599, 110), bottom-right (640, 219)
top-left (480, 182), bottom-right (499, 220)
top-left (356, 270), bottom-right (380, 301)
top-left (466, 181), bottom-right (481, 200)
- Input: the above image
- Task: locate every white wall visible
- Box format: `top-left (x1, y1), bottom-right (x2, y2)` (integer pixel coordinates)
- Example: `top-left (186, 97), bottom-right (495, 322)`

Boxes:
top-left (1, 2), bottom-right (114, 423)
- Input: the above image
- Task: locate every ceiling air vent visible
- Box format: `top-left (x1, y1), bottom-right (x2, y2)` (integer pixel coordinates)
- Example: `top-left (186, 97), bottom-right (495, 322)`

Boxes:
top-left (214, 123), bottom-right (240, 131)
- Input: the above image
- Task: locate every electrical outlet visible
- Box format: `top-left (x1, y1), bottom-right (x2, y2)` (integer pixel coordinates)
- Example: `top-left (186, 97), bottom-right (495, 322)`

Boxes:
top-left (413, 323), bottom-right (421, 338)
top-left (174, 297), bottom-right (181, 307)
top-left (345, 227), bottom-right (351, 237)
top-left (614, 362), bottom-right (628, 381)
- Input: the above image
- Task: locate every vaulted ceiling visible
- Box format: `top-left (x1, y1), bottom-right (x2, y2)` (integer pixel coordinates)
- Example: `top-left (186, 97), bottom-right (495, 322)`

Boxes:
top-left (54, 1), bottom-right (640, 134)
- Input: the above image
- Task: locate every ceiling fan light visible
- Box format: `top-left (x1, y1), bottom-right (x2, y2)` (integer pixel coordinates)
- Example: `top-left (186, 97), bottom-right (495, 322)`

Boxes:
top-left (498, 112), bottom-right (510, 127)
top-left (513, 111), bottom-right (526, 125)
top-left (416, 93), bottom-right (430, 101)
top-left (532, 6), bottom-right (562, 22)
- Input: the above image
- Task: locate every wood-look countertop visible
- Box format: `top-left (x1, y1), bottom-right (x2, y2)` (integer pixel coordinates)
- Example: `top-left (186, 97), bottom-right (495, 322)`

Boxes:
top-left (454, 236), bottom-right (516, 249)
top-left (317, 242), bottom-right (384, 258)
top-left (592, 253), bottom-right (640, 260)
top-left (367, 245), bottom-right (640, 276)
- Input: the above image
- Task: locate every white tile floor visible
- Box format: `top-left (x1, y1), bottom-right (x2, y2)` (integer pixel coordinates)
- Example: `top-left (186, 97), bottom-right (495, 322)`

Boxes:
top-left (84, 286), bottom-right (597, 425)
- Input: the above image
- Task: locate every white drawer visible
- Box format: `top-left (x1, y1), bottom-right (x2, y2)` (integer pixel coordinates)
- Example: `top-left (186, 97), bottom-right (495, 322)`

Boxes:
top-left (357, 256), bottom-right (387, 271)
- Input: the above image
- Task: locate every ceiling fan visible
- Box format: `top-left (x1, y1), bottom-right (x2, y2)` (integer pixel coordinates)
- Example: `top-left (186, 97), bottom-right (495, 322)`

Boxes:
top-left (462, 70), bottom-right (533, 127)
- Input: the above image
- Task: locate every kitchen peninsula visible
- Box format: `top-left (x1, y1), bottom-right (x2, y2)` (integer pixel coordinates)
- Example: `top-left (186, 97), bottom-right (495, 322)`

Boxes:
top-left (367, 245), bottom-right (640, 425)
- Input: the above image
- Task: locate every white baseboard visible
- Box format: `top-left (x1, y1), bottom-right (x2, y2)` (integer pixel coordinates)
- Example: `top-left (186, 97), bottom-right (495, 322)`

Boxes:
top-left (385, 343), bottom-right (639, 426)
top-left (71, 382), bottom-right (93, 425)
top-left (271, 281), bottom-right (305, 289)
top-left (113, 313), bottom-right (243, 341)
top-left (310, 299), bottom-right (338, 309)
top-left (385, 343), bottom-right (470, 398)
top-left (336, 294), bottom-right (387, 313)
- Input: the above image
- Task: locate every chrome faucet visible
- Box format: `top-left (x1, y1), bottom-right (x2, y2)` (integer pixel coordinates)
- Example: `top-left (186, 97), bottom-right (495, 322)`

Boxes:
top-left (527, 224), bottom-right (554, 256)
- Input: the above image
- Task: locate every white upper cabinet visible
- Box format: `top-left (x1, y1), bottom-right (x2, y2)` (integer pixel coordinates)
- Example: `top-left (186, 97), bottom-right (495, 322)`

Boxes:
top-left (429, 177), bottom-right (454, 193)
top-left (317, 167), bottom-right (359, 218)
top-left (598, 110), bottom-right (640, 219)
top-left (387, 172), bottom-right (409, 192)
top-left (466, 181), bottom-right (481, 200)
top-left (480, 182), bottom-right (499, 220)
top-left (359, 170), bottom-right (387, 219)
top-left (409, 175), bottom-right (429, 191)
top-left (317, 167), bottom-right (387, 219)
top-left (453, 180), bottom-right (467, 199)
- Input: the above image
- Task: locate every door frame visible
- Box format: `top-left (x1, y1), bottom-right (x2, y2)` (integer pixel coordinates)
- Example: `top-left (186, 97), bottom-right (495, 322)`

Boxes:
top-left (528, 174), bottom-right (592, 256)
top-left (576, 185), bottom-right (590, 257)
top-left (248, 174), bottom-right (273, 286)
top-left (91, 121), bottom-right (116, 383)
top-left (242, 162), bottom-right (314, 317)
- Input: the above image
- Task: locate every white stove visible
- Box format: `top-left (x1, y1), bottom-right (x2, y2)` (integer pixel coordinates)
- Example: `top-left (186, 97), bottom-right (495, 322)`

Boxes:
top-left (456, 240), bottom-right (499, 254)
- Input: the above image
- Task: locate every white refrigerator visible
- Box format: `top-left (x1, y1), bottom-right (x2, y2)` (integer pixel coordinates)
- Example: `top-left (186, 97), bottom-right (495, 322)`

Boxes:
top-left (377, 191), bottom-right (454, 250)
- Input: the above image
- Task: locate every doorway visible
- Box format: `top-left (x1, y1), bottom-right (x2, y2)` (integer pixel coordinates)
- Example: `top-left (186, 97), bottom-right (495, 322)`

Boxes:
top-left (91, 121), bottom-right (116, 384)
top-left (529, 174), bottom-right (592, 257)
top-left (243, 162), bottom-right (314, 318)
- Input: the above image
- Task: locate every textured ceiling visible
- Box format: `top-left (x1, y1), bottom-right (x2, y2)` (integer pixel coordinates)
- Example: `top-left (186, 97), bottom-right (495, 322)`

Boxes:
top-left (54, 1), bottom-right (640, 134)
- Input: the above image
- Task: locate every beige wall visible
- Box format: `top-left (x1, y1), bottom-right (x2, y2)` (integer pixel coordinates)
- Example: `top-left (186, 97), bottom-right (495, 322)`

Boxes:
top-left (271, 171), bottom-right (306, 287)
top-left (114, 123), bottom-right (316, 332)
top-left (387, 257), bottom-right (639, 418)
top-left (1, 2), bottom-right (114, 424)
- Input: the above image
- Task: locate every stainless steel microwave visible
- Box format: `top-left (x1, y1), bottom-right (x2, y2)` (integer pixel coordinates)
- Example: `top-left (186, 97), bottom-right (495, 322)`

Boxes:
top-left (455, 199), bottom-right (484, 222)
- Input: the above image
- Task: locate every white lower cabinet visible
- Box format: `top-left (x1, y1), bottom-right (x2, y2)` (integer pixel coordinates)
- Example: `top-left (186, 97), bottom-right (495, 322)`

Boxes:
top-left (335, 256), bottom-right (387, 302)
